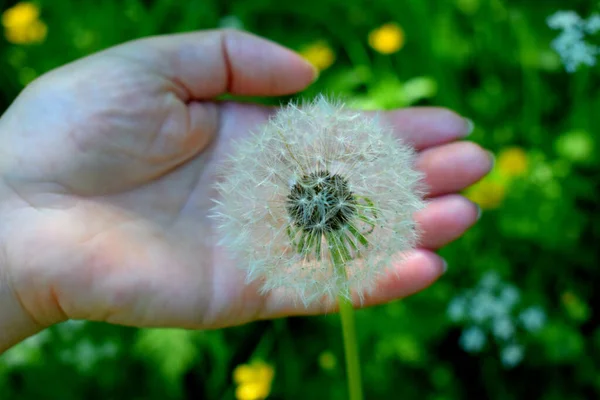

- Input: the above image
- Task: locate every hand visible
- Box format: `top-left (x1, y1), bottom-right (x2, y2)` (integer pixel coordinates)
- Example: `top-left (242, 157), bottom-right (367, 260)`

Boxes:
top-left (0, 29), bottom-right (492, 347)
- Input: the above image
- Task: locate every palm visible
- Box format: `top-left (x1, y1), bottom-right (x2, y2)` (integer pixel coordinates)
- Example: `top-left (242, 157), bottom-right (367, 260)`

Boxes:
top-left (0, 30), bottom-right (492, 331)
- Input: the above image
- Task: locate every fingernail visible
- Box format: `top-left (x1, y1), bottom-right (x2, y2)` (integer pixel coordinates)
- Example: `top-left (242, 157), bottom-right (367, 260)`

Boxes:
top-left (310, 64), bottom-right (320, 83)
top-left (463, 118), bottom-right (475, 136)
top-left (442, 259), bottom-right (448, 274)
top-left (487, 150), bottom-right (496, 170)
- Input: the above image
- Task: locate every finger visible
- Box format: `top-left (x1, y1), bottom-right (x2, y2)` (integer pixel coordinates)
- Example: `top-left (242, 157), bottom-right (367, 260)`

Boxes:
top-left (220, 102), bottom-right (473, 152)
top-left (415, 195), bottom-right (480, 249)
top-left (377, 107), bottom-right (474, 151)
top-left (261, 249), bottom-right (446, 318)
top-left (123, 29), bottom-right (317, 99)
top-left (415, 141), bottom-right (494, 197)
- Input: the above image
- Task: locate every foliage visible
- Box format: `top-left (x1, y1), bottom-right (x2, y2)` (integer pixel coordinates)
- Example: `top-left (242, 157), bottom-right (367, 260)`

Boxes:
top-left (1, 0), bottom-right (600, 399)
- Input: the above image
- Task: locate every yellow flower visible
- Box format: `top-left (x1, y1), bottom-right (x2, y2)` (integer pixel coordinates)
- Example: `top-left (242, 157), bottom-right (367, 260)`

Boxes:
top-left (299, 40), bottom-right (335, 71)
top-left (368, 22), bottom-right (405, 54)
top-left (5, 19), bottom-right (46, 44)
top-left (2, 2), bottom-right (47, 44)
top-left (497, 147), bottom-right (528, 177)
top-left (465, 179), bottom-right (506, 210)
top-left (1, 2), bottom-right (39, 29)
top-left (233, 360), bottom-right (275, 400)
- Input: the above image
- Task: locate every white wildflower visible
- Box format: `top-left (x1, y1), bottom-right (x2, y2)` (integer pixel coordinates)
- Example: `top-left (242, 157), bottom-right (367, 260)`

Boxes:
top-left (492, 316), bottom-right (515, 341)
top-left (548, 10), bottom-right (600, 72)
top-left (585, 13), bottom-right (600, 34)
top-left (447, 296), bottom-right (467, 322)
top-left (212, 96), bottom-right (425, 306)
top-left (547, 11), bottom-right (582, 30)
top-left (519, 306), bottom-right (546, 333)
top-left (500, 343), bottom-right (524, 368)
top-left (459, 326), bottom-right (486, 353)
top-left (479, 271), bottom-right (501, 290)
top-left (499, 285), bottom-right (520, 309)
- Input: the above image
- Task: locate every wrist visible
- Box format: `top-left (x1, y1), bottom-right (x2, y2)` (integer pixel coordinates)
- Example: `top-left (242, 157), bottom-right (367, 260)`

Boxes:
top-left (0, 264), bottom-right (44, 353)
top-left (0, 182), bottom-right (45, 353)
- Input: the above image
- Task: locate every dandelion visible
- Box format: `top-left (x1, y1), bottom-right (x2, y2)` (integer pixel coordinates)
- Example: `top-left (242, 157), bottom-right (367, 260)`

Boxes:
top-left (1, 2), bottom-right (47, 44)
top-left (299, 41), bottom-right (335, 71)
top-left (233, 360), bottom-right (275, 400)
top-left (212, 96), bottom-right (424, 307)
top-left (497, 147), bottom-right (528, 177)
top-left (368, 22), bottom-right (405, 54)
top-left (212, 96), bottom-right (425, 400)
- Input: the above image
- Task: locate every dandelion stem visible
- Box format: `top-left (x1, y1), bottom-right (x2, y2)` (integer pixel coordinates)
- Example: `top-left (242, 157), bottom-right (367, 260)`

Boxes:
top-left (328, 232), bottom-right (363, 400)
top-left (338, 292), bottom-right (363, 400)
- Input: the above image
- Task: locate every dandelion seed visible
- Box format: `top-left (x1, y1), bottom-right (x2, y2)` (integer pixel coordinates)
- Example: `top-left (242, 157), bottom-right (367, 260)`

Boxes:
top-left (211, 96), bottom-right (425, 307)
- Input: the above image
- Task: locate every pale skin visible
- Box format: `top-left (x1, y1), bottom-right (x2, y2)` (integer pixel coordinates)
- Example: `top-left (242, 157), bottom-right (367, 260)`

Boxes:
top-left (0, 30), bottom-right (493, 353)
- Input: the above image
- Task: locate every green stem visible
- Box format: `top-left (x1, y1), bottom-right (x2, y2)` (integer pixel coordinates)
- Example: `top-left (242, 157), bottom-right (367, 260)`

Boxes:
top-left (338, 292), bottom-right (363, 400)
top-left (328, 232), bottom-right (363, 400)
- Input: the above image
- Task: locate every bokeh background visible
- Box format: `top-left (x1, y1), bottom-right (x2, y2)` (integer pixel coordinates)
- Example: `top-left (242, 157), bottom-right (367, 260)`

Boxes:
top-left (1, 0), bottom-right (599, 399)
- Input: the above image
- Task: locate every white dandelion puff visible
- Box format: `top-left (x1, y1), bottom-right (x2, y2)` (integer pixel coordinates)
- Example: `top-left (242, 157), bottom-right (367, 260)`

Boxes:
top-left (211, 96), bottom-right (426, 307)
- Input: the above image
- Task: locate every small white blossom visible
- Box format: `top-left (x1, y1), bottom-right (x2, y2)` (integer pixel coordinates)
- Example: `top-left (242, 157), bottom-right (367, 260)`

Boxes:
top-left (499, 285), bottom-right (520, 309)
top-left (492, 316), bottom-right (515, 341)
top-left (212, 96), bottom-right (425, 306)
top-left (585, 14), bottom-right (600, 34)
top-left (447, 296), bottom-right (467, 322)
top-left (547, 11), bottom-right (582, 30)
top-left (469, 292), bottom-right (497, 323)
top-left (500, 344), bottom-right (524, 368)
top-left (548, 10), bottom-right (600, 72)
top-left (479, 271), bottom-right (501, 290)
top-left (519, 306), bottom-right (546, 333)
top-left (459, 327), bottom-right (486, 353)
top-left (448, 272), bottom-right (546, 369)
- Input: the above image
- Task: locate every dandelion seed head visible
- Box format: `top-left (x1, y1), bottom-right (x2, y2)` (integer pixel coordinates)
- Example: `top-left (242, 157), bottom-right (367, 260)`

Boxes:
top-left (212, 96), bottom-right (426, 306)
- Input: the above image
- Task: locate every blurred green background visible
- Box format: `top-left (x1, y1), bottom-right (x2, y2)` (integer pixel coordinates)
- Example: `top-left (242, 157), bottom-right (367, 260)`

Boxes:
top-left (1, 0), bottom-right (599, 399)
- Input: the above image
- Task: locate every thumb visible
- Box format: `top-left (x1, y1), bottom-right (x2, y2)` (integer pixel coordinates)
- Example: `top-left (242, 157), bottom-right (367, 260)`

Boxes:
top-left (0, 30), bottom-right (317, 196)
top-left (115, 29), bottom-right (318, 99)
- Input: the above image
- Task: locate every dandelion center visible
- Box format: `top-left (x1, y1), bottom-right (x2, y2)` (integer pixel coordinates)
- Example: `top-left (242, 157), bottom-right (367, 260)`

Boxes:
top-left (286, 170), bottom-right (357, 232)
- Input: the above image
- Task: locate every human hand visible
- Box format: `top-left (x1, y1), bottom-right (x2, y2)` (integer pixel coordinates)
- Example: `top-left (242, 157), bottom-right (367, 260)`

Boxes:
top-left (0, 30), bottom-right (492, 349)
